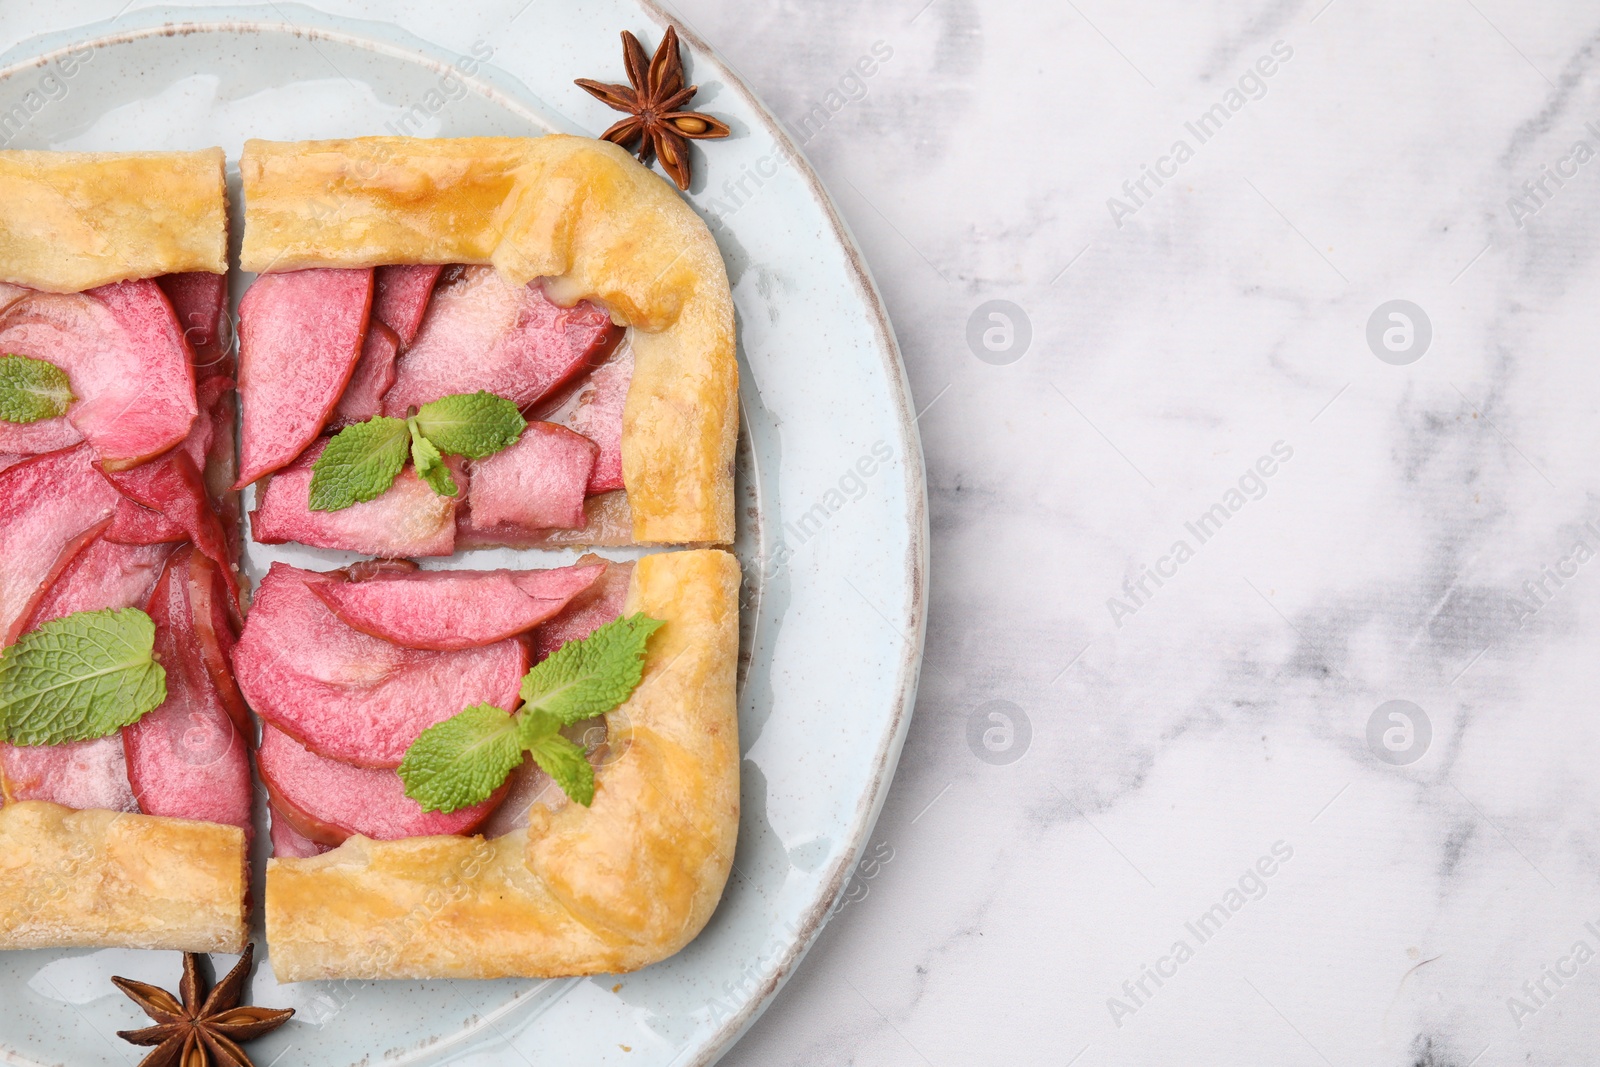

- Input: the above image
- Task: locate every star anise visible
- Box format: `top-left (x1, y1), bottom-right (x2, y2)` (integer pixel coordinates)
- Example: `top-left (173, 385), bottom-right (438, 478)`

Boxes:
top-left (113, 944), bottom-right (294, 1067)
top-left (575, 26), bottom-right (731, 190)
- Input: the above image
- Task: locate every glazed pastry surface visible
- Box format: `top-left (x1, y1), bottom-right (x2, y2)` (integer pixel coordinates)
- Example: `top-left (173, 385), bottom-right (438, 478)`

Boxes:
top-left (0, 149), bottom-right (228, 292)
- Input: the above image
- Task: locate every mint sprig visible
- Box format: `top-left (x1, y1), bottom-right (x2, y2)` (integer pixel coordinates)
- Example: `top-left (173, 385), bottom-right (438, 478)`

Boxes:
top-left (413, 391), bottom-right (526, 458)
top-left (308, 415), bottom-right (409, 511)
top-left (398, 613), bottom-right (664, 813)
top-left (524, 728), bottom-right (596, 807)
top-left (408, 421), bottom-right (458, 498)
top-left (0, 608), bottom-right (167, 746)
top-left (0, 354), bottom-right (74, 424)
top-left (309, 391), bottom-right (524, 512)
top-left (519, 613), bottom-right (665, 722)
top-left (395, 703), bottom-right (524, 814)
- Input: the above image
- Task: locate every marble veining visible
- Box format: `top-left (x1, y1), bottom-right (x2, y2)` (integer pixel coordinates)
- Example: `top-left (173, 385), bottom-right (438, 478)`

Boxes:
top-left (678, 0), bottom-right (1600, 1063)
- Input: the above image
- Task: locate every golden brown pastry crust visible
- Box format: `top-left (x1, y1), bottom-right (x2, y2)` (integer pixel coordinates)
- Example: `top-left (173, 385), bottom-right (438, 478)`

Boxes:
top-left (0, 801), bottom-right (246, 952)
top-left (0, 149), bottom-right (228, 292)
top-left (238, 136), bottom-right (736, 545)
top-left (0, 151), bottom-right (243, 953)
top-left (265, 548), bottom-right (740, 981)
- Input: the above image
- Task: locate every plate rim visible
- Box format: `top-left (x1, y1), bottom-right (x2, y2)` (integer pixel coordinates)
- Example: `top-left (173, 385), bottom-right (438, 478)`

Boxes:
top-left (0, 5), bottom-right (930, 1064)
top-left (642, 4), bottom-right (930, 1060)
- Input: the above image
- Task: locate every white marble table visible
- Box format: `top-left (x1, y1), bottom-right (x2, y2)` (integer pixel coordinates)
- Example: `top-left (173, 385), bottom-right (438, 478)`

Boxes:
top-left (669, 0), bottom-right (1600, 1063)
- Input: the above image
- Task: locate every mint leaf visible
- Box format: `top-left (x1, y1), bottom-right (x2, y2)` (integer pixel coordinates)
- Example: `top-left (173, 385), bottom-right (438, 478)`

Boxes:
top-left (0, 354), bottom-right (74, 424)
top-left (308, 416), bottom-right (409, 512)
top-left (398, 703), bottom-right (525, 813)
top-left (520, 613), bottom-right (664, 726)
top-left (525, 730), bottom-right (595, 807)
top-left (413, 391), bottom-right (526, 459)
top-left (396, 613), bottom-right (663, 812)
top-left (408, 418), bottom-right (458, 498)
top-left (0, 609), bottom-right (166, 746)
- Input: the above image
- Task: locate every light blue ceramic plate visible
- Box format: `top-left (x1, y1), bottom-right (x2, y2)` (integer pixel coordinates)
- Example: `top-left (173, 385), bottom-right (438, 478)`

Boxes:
top-left (0, 2), bottom-right (925, 1065)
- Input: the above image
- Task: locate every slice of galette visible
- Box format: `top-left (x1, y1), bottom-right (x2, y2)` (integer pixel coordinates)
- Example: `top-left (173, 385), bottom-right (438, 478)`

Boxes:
top-left (0, 149), bottom-right (249, 952)
top-left (240, 549), bottom-right (739, 981)
top-left (234, 136), bottom-right (737, 554)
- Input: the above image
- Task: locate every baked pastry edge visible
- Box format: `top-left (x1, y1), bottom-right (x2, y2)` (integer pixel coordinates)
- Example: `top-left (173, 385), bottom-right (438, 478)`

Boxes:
top-left (238, 135), bottom-right (737, 545)
top-left (264, 548), bottom-right (741, 981)
top-left (0, 801), bottom-right (247, 952)
top-left (0, 149), bottom-right (229, 292)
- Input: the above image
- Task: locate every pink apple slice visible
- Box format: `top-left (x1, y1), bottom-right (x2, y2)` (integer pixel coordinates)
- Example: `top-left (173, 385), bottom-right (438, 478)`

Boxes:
top-left (15, 533), bottom-right (173, 813)
top-left (258, 725), bottom-right (507, 845)
top-left (27, 536), bottom-right (174, 629)
top-left (453, 489), bottom-right (632, 550)
top-left (232, 563), bottom-right (528, 768)
top-left (99, 448), bottom-right (238, 602)
top-left (475, 759), bottom-right (552, 839)
top-left (373, 264), bottom-right (444, 347)
top-left (87, 279), bottom-right (201, 469)
top-left (462, 421), bottom-right (596, 535)
top-left (307, 562), bottom-right (604, 651)
top-left (0, 281), bottom-right (198, 468)
top-left (156, 271), bottom-right (231, 379)
top-left (187, 549), bottom-right (249, 734)
top-left (0, 415), bottom-right (81, 456)
top-left (563, 347), bottom-right (632, 493)
top-left (197, 381), bottom-right (240, 545)
top-left (0, 736), bottom-right (137, 813)
top-left (0, 282), bottom-right (29, 314)
top-left (249, 437), bottom-right (459, 558)
top-left (179, 397), bottom-right (214, 476)
top-left (0, 280), bottom-right (66, 453)
top-left (105, 495), bottom-right (185, 546)
top-left (123, 547), bottom-right (251, 830)
top-left (0, 446), bottom-right (121, 645)
top-left (0, 280), bottom-right (77, 454)
top-left (182, 373), bottom-right (234, 477)
top-left (382, 267), bottom-right (622, 415)
top-left (532, 558), bottom-right (633, 662)
top-left (330, 320), bottom-right (400, 428)
top-left (235, 268), bottom-right (374, 487)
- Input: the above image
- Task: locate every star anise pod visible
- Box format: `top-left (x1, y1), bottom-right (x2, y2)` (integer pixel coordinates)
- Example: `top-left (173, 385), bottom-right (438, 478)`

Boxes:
top-left (575, 26), bottom-right (731, 190)
top-left (113, 944), bottom-right (294, 1067)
